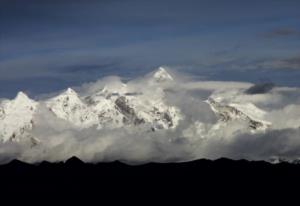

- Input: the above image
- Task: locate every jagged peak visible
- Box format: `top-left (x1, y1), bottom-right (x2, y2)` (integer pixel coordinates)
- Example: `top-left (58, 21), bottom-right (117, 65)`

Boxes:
top-left (16, 91), bottom-right (28, 98)
top-left (54, 88), bottom-right (80, 99)
top-left (152, 66), bottom-right (173, 82)
top-left (47, 87), bottom-right (81, 105)
top-left (65, 88), bottom-right (77, 95)
top-left (14, 91), bottom-right (32, 102)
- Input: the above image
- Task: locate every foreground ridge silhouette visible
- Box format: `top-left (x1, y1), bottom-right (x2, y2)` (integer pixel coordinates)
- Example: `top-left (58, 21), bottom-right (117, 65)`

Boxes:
top-left (2, 157), bottom-right (300, 180)
top-left (1, 156), bottom-right (300, 200)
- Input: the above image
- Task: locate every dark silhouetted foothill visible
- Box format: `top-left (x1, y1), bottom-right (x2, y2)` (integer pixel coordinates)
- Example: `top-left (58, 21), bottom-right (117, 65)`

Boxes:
top-left (0, 157), bottom-right (299, 199)
top-left (6, 159), bottom-right (33, 170)
top-left (65, 156), bottom-right (85, 165)
top-left (1, 157), bottom-right (300, 180)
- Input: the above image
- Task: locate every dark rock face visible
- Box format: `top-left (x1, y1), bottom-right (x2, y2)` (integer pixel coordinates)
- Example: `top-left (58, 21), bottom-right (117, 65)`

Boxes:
top-left (115, 96), bottom-right (135, 118)
top-left (249, 119), bottom-right (265, 129)
top-left (0, 107), bottom-right (5, 120)
top-left (163, 112), bottom-right (173, 127)
top-left (149, 107), bottom-right (175, 129)
top-left (84, 96), bottom-right (96, 105)
top-left (114, 96), bottom-right (145, 125)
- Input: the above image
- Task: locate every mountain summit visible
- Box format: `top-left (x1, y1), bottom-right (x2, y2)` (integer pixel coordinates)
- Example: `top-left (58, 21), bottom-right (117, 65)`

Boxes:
top-left (0, 92), bottom-right (38, 142)
top-left (152, 67), bottom-right (174, 82)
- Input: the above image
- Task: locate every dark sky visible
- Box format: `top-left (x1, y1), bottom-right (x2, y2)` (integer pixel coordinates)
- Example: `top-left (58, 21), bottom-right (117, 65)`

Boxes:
top-left (1, 0), bottom-right (300, 97)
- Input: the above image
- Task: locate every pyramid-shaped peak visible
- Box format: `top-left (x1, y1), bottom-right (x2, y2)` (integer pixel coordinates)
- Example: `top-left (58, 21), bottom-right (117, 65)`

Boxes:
top-left (65, 88), bottom-right (76, 94)
top-left (15, 91), bottom-right (30, 101)
top-left (59, 88), bottom-right (79, 98)
top-left (51, 88), bottom-right (79, 101)
top-left (153, 66), bottom-right (173, 82)
top-left (65, 156), bottom-right (84, 165)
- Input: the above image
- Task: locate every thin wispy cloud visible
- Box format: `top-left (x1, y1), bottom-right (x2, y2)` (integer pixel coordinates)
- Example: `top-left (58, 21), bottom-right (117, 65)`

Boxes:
top-left (263, 28), bottom-right (300, 38)
top-left (257, 56), bottom-right (300, 70)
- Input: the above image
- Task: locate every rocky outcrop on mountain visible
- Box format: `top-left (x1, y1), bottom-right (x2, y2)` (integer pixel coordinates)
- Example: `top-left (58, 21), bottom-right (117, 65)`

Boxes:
top-left (205, 97), bottom-right (271, 131)
top-left (114, 96), bottom-right (145, 125)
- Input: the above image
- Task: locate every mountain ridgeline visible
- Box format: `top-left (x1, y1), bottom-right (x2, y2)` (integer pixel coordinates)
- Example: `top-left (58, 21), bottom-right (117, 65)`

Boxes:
top-left (0, 67), bottom-right (283, 164)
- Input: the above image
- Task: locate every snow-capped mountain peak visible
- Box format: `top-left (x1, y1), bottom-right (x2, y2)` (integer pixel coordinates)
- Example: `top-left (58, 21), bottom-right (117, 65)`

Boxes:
top-left (42, 82), bottom-right (182, 131)
top-left (65, 87), bottom-right (77, 95)
top-left (152, 67), bottom-right (174, 82)
top-left (45, 88), bottom-right (97, 128)
top-left (15, 91), bottom-right (32, 102)
top-left (46, 88), bottom-right (83, 110)
top-left (0, 92), bottom-right (38, 143)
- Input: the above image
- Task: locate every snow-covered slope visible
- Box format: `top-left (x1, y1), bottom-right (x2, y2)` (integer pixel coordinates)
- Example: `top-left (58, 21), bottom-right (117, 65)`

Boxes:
top-left (0, 92), bottom-right (38, 143)
top-left (45, 88), bottom-right (98, 128)
top-left (154, 67), bottom-right (173, 81)
top-left (43, 68), bottom-right (182, 131)
top-left (149, 66), bottom-right (174, 83)
top-left (205, 97), bottom-right (271, 131)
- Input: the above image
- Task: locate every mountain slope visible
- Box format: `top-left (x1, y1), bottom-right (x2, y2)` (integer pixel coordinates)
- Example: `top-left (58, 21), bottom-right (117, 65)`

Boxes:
top-left (205, 97), bottom-right (271, 131)
top-left (45, 88), bottom-right (98, 128)
top-left (0, 92), bottom-right (38, 143)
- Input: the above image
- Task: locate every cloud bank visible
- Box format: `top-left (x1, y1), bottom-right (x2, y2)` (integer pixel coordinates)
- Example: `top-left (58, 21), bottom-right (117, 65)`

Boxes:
top-left (0, 67), bottom-right (300, 164)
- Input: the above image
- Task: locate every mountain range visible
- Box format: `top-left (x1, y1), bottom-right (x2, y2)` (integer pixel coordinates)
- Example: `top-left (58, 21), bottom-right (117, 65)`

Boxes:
top-left (0, 67), bottom-right (272, 147)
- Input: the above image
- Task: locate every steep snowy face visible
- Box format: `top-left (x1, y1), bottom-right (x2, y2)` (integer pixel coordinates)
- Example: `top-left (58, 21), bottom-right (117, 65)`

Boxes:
top-left (83, 88), bottom-right (124, 128)
top-left (43, 68), bottom-right (182, 131)
top-left (111, 93), bottom-right (182, 130)
top-left (83, 80), bottom-right (182, 130)
top-left (151, 67), bottom-right (174, 83)
top-left (205, 97), bottom-right (271, 131)
top-left (0, 92), bottom-right (38, 143)
top-left (45, 88), bottom-right (97, 128)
